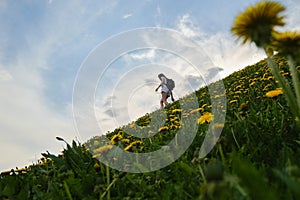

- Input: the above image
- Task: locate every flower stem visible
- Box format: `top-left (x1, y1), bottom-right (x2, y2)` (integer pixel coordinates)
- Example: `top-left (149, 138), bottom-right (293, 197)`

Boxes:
top-left (287, 56), bottom-right (300, 118)
top-left (266, 56), bottom-right (299, 118)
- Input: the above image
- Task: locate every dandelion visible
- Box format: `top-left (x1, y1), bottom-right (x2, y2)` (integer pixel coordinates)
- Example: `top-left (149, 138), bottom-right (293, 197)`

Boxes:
top-left (212, 123), bottom-right (224, 133)
top-left (93, 145), bottom-right (113, 155)
top-left (231, 1), bottom-right (300, 122)
top-left (229, 100), bottom-right (238, 104)
top-left (158, 126), bottom-right (169, 132)
top-left (124, 141), bottom-right (142, 151)
top-left (190, 108), bottom-right (204, 114)
top-left (249, 82), bottom-right (255, 87)
top-left (272, 31), bottom-right (300, 60)
top-left (265, 88), bottom-right (283, 98)
top-left (172, 109), bottom-right (182, 114)
top-left (121, 138), bottom-right (130, 144)
top-left (231, 1), bottom-right (285, 48)
top-left (240, 103), bottom-right (247, 109)
top-left (110, 134), bottom-right (120, 145)
top-left (124, 144), bottom-right (133, 151)
top-left (198, 112), bottom-right (213, 124)
top-left (93, 162), bottom-right (100, 169)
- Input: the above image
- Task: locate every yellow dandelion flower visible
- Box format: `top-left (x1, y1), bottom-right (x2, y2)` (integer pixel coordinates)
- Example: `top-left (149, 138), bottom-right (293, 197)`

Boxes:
top-left (183, 113), bottom-right (189, 118)
top-left (236, 85), bottom-right (242, 90)
top-left (93, 140), bottom-right (99, 146)
top-left (110, 134), bottom-right (120, 144)
top-left (170, 117), bottom-right (179, 122)
top-left (272, 31), bottom-right (300, 59)
top-left (240, 103), bottom-right (247, 109)
top-left (93, 145), bottom-right (113, 155)
top-left (121, 138), bottom-right (130, 143)
top-left (158, 126), bottom-right (169, 132)
top-left (229, 100), bottom-right (238, 104)
top-left (172, 109), bottom-right (182, 114)
top-left (198, 112), bottom-right (213, 124)
top-left (190, 108), bottom-right (204, 114)
top-left (231, 1), bottom-right (285, 47)
top-left (250, 82), bottom-right (255, 87)
top-left (124, 144), bottom-right (133, 151)
top-left (266, 88), bottom-right (283, 98)
top-left (131, 140), bottom-right (142, 145)
top-left (93, 162), bottom-right (101, 169)
top-left (212, 123), bottom-right (224, 132)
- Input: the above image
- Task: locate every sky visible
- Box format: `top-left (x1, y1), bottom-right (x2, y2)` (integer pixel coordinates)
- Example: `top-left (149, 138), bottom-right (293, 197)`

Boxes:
top-left (1, 0), bottom-right (300, 172)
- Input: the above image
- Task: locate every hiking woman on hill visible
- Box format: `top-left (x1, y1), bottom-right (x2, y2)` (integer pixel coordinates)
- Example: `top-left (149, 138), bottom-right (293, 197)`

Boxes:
top-left (155, 73), bottom-right (174, 108)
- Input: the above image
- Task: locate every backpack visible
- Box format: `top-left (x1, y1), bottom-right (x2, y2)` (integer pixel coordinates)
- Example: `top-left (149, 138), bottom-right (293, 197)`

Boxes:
top-left (166, 78), bottom-right (175, 91)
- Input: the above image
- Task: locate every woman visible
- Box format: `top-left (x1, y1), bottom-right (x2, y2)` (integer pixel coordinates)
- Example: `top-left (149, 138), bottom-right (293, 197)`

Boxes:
top-left (155, 73), bottom-right (174, 108)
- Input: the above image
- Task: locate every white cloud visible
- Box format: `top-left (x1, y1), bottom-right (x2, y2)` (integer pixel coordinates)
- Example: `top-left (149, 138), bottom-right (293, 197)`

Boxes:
top-left (177, 14), bottom-right (203, 39)
top-left (0, 69), bottom-right (13, 81)
top-left (128, 49), bottom-right (156, 60)
top-left (0, 67), bottom-right (75, 171)
top-left (123, 13), bottom-right (133, 19)
top-left (176, 13), bottom-right (266, 78)
top-left (0, 1), bottom-right (120, 171)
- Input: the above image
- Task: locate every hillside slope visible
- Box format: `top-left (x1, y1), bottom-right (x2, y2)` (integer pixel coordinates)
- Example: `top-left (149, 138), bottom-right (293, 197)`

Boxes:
top-left (1, 55), bottom-right (300, 200)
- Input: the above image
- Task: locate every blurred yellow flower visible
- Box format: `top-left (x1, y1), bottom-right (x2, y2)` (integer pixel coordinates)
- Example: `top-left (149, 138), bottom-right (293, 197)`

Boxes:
top-left (212, 123), bottom-right (224, 132)
top-left (240, 103), bottom-right (247, 109)
top-left (93, 162), bottom-right (101, 169)
top-left (159, 126), bottom-right (169, 132)
top-left (124, 140), bottom-right (142, 151)
top-left (110, 133), bottom-right (122, 144)
top-left (124, 144), bottom-right (133, 151)
top-left (266, 88), bottom-right (283, 97)
top-left (272, 31), bottom-right (300, 59)
top-left (121, 138), bottom-right (130, 144)
top-left (93, 145), bottom-right (113, 155)
top-left (172, 109), bottom-right (182, 114)
top-left (190, 108), bottom-right (204, 114)
top-left (198, 112), bottom-right (213, 124)
top-left (231, 1), bottom-right (285, 47)
top-left (229, 100), bottom-right (238, 104)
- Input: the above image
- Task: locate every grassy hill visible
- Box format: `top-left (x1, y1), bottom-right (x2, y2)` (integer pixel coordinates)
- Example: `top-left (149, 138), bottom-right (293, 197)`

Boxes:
top-left (1, 55), bottom-right (300, 200)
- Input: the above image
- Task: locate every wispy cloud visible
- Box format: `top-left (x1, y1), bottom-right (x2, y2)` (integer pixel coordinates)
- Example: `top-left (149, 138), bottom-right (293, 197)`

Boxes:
top-left (123, 13), bottom-right (133, 19)
top-left (128, 49), bottom-right (156, 60)
top-left (176, 14), bottom-right (266, 77)
top-left (177, 14), bottom-right (203, 39)
top-left (0, 0), bottom-right (119, 171)
top-left (0, 69), bottom-right (13, 81)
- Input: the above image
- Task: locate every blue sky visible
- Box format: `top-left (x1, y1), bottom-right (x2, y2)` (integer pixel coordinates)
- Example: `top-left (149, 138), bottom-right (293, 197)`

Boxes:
top-left (0, 0), bottom-right (299, 171)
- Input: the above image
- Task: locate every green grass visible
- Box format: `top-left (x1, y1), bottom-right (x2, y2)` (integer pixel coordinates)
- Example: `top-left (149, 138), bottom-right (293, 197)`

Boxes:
top-left (1, 55), bottom-right (300, 200)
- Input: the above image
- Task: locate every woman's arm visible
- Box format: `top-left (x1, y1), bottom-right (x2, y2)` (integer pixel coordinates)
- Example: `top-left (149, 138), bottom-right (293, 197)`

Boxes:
top-left (155, 78), bottom-right (165, 91)
top-left (155, 84), bottom-right (161, 92)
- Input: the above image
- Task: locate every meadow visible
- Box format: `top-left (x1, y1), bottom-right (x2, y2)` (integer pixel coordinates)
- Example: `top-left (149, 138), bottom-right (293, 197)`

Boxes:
top-left (1, 54), bottom-right (300, 200)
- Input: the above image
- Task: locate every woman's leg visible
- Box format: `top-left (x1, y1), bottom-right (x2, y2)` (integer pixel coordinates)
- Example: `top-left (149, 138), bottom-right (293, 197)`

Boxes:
top-left (161, 92), bottom-right (169, 107)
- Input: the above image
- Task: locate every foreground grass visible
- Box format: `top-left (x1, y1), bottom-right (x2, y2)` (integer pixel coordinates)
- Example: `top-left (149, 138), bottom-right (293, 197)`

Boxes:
top-left (1, 55), bottom-right (300, 200)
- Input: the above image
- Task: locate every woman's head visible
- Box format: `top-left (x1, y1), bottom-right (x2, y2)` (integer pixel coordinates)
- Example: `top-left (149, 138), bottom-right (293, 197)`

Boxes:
top-left (158, 73), bottom-right (166, 80)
